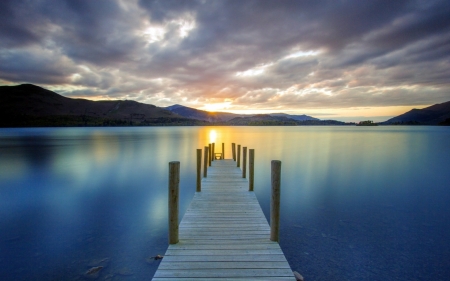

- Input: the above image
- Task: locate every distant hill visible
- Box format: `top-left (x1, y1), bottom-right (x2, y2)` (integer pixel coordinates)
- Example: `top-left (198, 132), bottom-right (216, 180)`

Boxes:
top-left (383, 101), bottom-right (450, 125)
top-left (227, 114), bottom-right (348, 126)
top-left (0, 84), bottom-right (354, 127)
top-left (165, 104), bottom-right (241, 122)
top-left (0, 84), bottom-right (205, 127)
top-left (165, 104), bottom-right (319, 122)
top-left (270, 113), bottom-right (319, 121)
top-left (227, 114), bottom-right (298, 125)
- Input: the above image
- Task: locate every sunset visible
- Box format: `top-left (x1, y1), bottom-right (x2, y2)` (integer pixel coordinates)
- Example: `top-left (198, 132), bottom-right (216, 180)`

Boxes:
top-left (1, 0), bottom-right (449, 121)
top-left (1, 1), bottom-right (450, 280)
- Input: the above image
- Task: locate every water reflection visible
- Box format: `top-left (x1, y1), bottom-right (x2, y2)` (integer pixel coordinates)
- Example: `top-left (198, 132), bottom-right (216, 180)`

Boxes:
top-left (209, 129), bottom-right (217, 143)
top-left (0, 126), bottom-right (449, 280)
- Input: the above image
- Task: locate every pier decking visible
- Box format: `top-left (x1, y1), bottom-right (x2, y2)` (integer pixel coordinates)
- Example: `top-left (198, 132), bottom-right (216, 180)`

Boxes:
top-left (152, 159), bottom-right (295, 280)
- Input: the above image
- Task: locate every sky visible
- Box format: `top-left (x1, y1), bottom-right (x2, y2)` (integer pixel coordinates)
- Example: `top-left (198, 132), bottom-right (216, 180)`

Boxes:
top-left (1, 0), bottom-right (450, 122)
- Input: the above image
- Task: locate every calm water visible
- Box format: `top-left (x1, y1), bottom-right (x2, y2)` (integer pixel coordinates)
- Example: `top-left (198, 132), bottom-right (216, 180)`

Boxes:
top-left (0, 126), bottom-right (449, 280)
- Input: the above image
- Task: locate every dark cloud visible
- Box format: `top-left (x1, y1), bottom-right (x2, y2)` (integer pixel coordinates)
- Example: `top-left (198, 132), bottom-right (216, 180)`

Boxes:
top-left (40, 0), bottom-right (144, 65)
top-left (1, 0), bottom-right (450, 117)
top-left (0, 47), bottom-right (76, 84)
top-left (138, 0), bottom-right (202, 22)
top-left (0, 0), bottom-right (49, 48)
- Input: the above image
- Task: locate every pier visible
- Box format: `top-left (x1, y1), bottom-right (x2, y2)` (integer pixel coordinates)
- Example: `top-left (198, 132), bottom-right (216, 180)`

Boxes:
top-left (152, 143), bottom-right (295, 280)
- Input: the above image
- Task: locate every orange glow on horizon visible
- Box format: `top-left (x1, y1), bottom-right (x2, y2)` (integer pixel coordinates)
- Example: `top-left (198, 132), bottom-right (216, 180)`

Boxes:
top-left (194, 104), bottom-right (432, 121)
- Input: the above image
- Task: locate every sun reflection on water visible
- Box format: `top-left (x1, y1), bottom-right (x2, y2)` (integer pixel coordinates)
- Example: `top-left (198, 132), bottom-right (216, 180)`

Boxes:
top-left (209, 130), bottom-right (217, 143)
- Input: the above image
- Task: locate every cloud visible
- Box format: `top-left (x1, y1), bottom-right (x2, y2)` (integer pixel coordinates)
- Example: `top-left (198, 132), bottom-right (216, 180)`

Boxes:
top-left (0, 0), bottom-right (449, 116)
top-left (0, 46), bottom-right (77, 84)
top-left (0, 0), bottom-right (48, 48)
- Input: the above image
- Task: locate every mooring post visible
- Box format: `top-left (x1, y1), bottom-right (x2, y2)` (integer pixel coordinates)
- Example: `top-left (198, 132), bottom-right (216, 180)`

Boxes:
top-left (237, 145), bottom-right (241, 167)
top-left (232, 143), bottom-right (236, 161)
top-left (270, 160), bottom-right (281, 242)
top-left (222, 143), bottom-right (225, 159)
top-left (196, 149), bottom-right (202, 192)
top-left (168, 161), bottom-right (180, 244)
top-left (249, 149), bottom-right (254, 191)
top-left (242, 147), bottom-right (247, 178)
top-left (208, 143), bottom-right (212, 166)
top-left (203, 146), bottom-right (208, 177)
top-left (212, 143), bottom-right (215, 161)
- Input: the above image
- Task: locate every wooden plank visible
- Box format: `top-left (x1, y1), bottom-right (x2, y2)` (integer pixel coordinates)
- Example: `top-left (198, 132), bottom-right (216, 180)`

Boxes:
top-left (180, 218), bottom-right (267, 223)
top-left (180, 234), bottom-right (271, 239)
top-left (161, 254), bottom-right (289, 262)
top-left (165, 243), bottom-right (280, 250)
top-left (165, 249), bottom-right (284, 256)
top-left (158, 261), bottom-right (291, 270)
top-left (179, 230), bottom-right (270, 235)
top-left (154, 268), bottom-right (294, 278)
top-left (181, 223), bottom-right (266, 227)
top-left (152, 277), bottom-right (295, 281)
top-left (175, 239), bottom-right (277, 245)
top-left (181, 215), bottom-right (266, 219)
top-left (159, 261), bottom-right (290, 270)
top-left (180, 224), bottom-right (268, 229)
top-left (153, 159), bottom-right (295, 280)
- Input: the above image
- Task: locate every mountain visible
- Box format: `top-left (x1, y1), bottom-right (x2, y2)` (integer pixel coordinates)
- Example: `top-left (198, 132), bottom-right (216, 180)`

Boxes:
top-left (0, 84), bottom-right (351, 127)
top-left (227, 114), bottom-right (348, 126)
top-left (270, 113), bottom-right (319, 121)
top-left (165, 104), bottom-right (319, 122)
top-left (165, 104), bottom-right (241, 122)
top-left (383, 101), bottom-right (450, 125)
top-left (0, 84), bottom-right (205, 127)
top-left (227, 114), bottom-right (298, 125)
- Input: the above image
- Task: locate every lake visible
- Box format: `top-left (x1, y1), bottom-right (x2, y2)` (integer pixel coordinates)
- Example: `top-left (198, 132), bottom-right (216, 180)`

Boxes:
top-left (1, 126), bottom-right (449, 280)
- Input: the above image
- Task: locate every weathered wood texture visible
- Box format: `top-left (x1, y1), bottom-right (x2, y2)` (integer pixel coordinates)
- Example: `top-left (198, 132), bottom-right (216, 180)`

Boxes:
top-left (232, 143), bottom-right (236, 161)
top-left (203, 146), bottom-right (208, 178)
top-left (237, 145), bottom-right (241, 167)
top-left (270, 160), bottom-right (281, 242)
top-left (196, 149), bottom-right (201, 192)
top-left (242, 147), bottom-right (247, 178)
top-left (153, 159), bottom-right (294, 280)
top-left (168, 161), bottom-right (180, 244)
top-left (208, 144), bottom-right (212, 166)
top-left (249, 149), bottom-right (254, 191)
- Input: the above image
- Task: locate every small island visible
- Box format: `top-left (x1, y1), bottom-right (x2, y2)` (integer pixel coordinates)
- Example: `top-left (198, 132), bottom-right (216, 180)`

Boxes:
top-left (356, 120), bottom-right (378, 126)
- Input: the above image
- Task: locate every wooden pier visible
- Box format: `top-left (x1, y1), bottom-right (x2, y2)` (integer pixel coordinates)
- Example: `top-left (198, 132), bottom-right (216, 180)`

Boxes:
top-left (152, 146), bottom-right (295, 280)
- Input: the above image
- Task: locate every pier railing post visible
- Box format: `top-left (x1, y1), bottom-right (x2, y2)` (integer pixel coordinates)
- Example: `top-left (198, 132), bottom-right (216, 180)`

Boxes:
top-left (232, 143), bottom-right (236, 161)
top-left (196, 149), bottom-right (202, 192)
top-left (168, 161), bottom-right (180, 244)
top-left (212, 143), bottom-right (215, 161)
top-left (208, 143), bottom-right (212, 166)
top-left (222, 143), bottom-right (225, 159)
top-left (270, 160), bottom-right (281, 242)
top-left (242, 147), bottom-right (247, 178)
top-left (237, 145), bottom-right (241, 167)
top-left (203, 146), bottom-right (208, 177)
top-left (249, 149), bottom-right (254, 191)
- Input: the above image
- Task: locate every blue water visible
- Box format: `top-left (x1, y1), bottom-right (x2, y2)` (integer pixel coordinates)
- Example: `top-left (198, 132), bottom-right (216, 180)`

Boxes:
top-left (0, 126), bottom-right (449, 280)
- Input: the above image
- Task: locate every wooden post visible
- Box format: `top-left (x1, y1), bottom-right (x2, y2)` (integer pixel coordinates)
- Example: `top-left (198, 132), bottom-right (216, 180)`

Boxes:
top-left (270, 160), bottom-right (281, 242)
top-left (232, 143), bottom-right (236, 161)
top-left (242, 147), bottom-right (247, 178)
top-left (237, 145), bottom-right (241, 167)
top-left (212, 143), bottom-right (215, 161)
top-left (196, 149), bottom-right (201, 192)
top-left (208, 143), bottom-right (212, 166)
top-left (203, 146), bottom-right (208, 177)
top-left (249, 149), bottom-right (254, 191)
top-left (222, 143), bottom-right (225, 159)
top-left (168, 161), bottom-right (180, 244)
